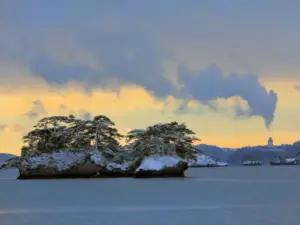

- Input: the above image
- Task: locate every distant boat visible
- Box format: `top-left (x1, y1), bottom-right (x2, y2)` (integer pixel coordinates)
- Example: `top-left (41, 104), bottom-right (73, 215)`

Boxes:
top-left (242, 160), bottom-right (262, 166)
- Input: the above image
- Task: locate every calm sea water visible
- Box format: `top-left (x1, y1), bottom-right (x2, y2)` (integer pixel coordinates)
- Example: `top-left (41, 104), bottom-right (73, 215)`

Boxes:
top-left (1, 166), bottom-right (300, 225)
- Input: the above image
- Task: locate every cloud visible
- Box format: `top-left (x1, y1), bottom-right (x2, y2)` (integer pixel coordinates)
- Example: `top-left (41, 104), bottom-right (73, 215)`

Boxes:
top-left (0, 3), bottom-right (177, 98)
top-left (0, 124), bottom-right (7, 132)
top-left (295, 85), bottom-right (300, 90)
top-left (178, 65), bottom-right (278, 129)
top-left (8, 124), bottom-right (28, 135)
top-left (31, 28), bottom-right (174, 98)
top-left (58, 105), bottom-right (92, 120)
top-left (2, 0), bottom-right (300, 82)
top-left (59, 104), bottom-right (68, 110)
top-left (24, 100), bottom-right (48, 119)
top-left (79, 110), bottom-right (92, 120)
top-left (0, 1), bottom-right (285, 130)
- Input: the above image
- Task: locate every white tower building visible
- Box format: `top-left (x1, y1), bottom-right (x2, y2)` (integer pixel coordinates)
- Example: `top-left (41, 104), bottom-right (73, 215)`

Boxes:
top-left (268, 137), bottom-right (274, 147)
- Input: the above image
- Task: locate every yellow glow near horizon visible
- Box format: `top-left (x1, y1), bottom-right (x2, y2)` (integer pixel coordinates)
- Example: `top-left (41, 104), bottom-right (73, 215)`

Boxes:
top-left (1, 67), bottom-right (300, 155)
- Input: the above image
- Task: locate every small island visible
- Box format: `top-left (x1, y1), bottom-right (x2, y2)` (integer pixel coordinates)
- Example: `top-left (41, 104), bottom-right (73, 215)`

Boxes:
top-left (0, 114), bottom-right (200, 179)
top-left (269, 156), bottom-right (300, 166)
top-left (242, 160), bottom-right (262, 166)
top-left (241, 154), bottom-right (262, 166)
top-left (188, 154), bottom-right (228, 167)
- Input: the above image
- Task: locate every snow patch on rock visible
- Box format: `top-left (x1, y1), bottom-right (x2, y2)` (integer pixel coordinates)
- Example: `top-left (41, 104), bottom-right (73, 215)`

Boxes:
top-left (216, 161), bottom-right (228, 167)
top-left (21, 155), bottom-right (51, 169)
top-left (20, 151), bottom-right (87, 171)
top-left (137, 155), bottom-right (181, 171)
top-left (106, 162), bottom-right (129, 171)
top-left (89, 151), bottom-right (104, 166)
top-left (89, 151), bottom-right (129, 170)
top-left (51, 151), bottom-right (86, 171)
top-left (188, 154), bottom-right (215, 167)
top-left (285, 158), bottom-right (296, 163)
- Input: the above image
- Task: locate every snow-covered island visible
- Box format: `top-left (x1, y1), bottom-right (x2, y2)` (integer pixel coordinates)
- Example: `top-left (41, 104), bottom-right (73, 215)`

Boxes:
top-left (241, 153), bottom-right (262, 166)
top-left (269, 156), bottom-right (300, 166)
top-left (188, 154), bottom-right (228, 167)
top-left (0, 115), bottom-right (196, 179)
top-left (242, 160), bottom-right (262, 166)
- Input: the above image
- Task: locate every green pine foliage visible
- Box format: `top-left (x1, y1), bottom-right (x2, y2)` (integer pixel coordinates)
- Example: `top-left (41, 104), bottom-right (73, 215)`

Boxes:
top-left (22, 115), bottom-right (199, 160)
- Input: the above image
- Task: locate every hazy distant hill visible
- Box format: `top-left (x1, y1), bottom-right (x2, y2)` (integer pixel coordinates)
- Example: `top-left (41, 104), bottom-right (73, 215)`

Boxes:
top-left (195, 143), bottom-right (300, 165)
top-left (0, 153), bottom-right (15, 163)
top-left (282, 145), bottom-right (300, 158)
top-left (227, 147), bottom-right (283, 164)
top-left (195, 144), bottom-right (233, 162)
top-left (0, 154), bottom-right (18, 178)
top-left (226, 145), bottom-right (300, 165)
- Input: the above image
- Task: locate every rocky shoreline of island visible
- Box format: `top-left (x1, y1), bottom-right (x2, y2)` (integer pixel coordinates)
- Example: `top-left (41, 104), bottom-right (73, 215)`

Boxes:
top-left (0, 149), bottom-right (229, 179)
top-left (1, 150), bottom-right (189, 179)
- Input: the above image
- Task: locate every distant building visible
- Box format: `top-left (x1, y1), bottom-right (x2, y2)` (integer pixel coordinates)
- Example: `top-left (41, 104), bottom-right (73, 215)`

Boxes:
top-left (268, 137), bottom-right (274, 147)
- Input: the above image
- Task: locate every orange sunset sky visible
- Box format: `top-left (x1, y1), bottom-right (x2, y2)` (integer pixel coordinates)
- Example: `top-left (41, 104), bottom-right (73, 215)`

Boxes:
top-left (1, 1), bottom-right (300, 155)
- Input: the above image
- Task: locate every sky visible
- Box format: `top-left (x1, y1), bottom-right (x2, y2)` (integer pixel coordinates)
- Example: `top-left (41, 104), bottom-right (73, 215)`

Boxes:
top-left (1, 0), bottom-right (300, 155)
